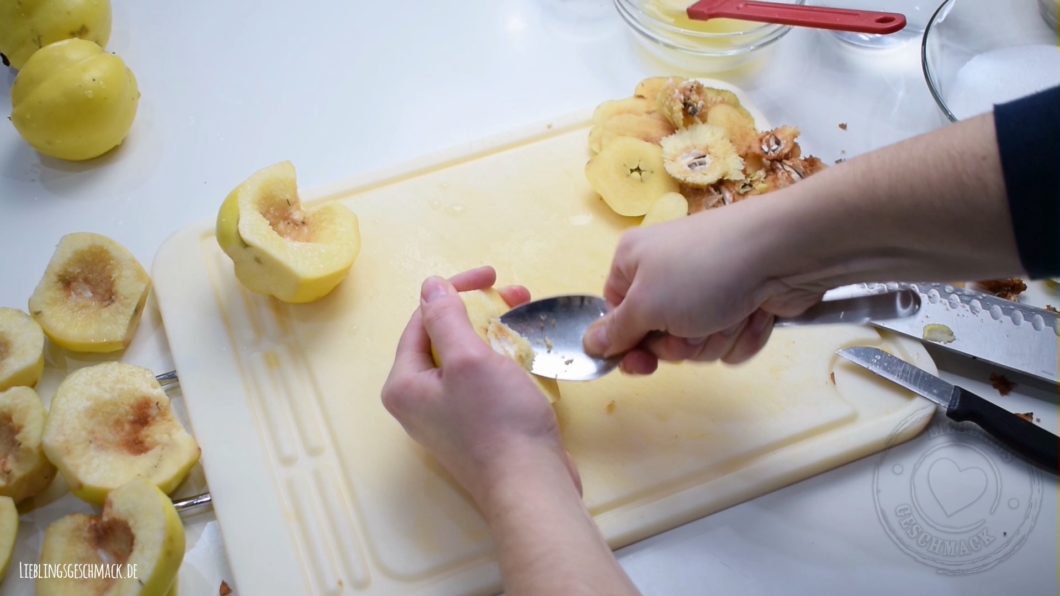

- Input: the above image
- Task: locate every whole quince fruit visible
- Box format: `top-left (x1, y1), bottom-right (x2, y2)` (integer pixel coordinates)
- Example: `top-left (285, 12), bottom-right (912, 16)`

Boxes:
top-left (11, 38), bottom-right (139, 161)
top-left (0, 0), bottom-right (111, 69)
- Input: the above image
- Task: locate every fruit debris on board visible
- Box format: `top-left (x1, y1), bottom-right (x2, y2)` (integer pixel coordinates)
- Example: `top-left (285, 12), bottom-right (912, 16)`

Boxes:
top-left (974, 278), bottom-right (1027, 301)
top-left (0, 307), bottom-right (45, 390)
top-left (42, 362), bottom-right (200, 505)
top-left (586, 77), bottom-right (827, 221)
top-left (37, 479), bottom-right (184, 596)
top-left (216, 161), bottom-right (362, 303)
top-left (28, 232), bottom-right (151, 354)
top-left (0, 386), bottom-right (57, 503)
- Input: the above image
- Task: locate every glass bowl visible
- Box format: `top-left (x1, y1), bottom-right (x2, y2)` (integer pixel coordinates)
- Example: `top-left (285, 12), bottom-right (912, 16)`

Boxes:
top-left (614, 0), bottom-right (804, 72)
top-left (922, 0), bottom-right (1060, 122)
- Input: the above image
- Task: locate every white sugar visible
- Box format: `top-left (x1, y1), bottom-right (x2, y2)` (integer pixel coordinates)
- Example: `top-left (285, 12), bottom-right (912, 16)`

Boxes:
top-left (946, 44), bottom-right (1060, 120)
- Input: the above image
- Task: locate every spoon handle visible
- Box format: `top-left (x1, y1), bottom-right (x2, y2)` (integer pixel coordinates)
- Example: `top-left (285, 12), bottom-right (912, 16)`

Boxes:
top-left (774, 290), bottom-right (920, 327)
top-left (687, 0), bottom-right (907, 34)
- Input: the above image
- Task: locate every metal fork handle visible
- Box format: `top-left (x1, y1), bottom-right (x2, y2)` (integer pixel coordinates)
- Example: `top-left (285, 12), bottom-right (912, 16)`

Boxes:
top-left (774, 289), bottom-right (920, 327)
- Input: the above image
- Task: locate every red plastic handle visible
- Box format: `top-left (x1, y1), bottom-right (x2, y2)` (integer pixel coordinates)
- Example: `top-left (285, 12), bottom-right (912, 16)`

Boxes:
top-left (687, 0), bottom-right (907, 34)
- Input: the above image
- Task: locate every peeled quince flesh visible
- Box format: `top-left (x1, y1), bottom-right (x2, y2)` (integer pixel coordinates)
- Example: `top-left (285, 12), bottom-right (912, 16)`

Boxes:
top-left (641, 192), bottom-right (688, 226)
top-left (0, 307), bottom-right (45, 390)
top-left (11, 38), bottom-right (138, 161)
top-left (432, 289), bottom-right (561, 403)
top-left (0, 386), bottom-right (57, 503)
top-left (42, 362), bottom-right (200, 505)
top-left (217, 161), bottom-right (361, 303)
top-left (28, 232), bottom-right (150, 353)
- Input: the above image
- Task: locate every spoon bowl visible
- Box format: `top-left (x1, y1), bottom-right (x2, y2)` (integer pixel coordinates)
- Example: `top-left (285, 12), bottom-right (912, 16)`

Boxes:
top-left (500, 296), bottom-right (619, 382)
top-left (500, 289), bottom-right (920, 382)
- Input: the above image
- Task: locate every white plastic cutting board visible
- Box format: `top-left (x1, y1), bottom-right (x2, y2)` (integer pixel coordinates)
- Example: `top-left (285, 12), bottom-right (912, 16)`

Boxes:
top-left (153, 104), bottom-right (938, 595)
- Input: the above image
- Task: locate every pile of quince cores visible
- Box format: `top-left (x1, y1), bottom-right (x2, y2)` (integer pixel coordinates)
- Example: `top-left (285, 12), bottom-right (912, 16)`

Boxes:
top-left (1, 0), bottom-right (138, 161)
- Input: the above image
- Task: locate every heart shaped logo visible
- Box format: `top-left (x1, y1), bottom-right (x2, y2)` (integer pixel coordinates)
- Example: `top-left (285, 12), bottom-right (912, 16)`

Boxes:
top-left (927, 457), bottom-right (988, 517)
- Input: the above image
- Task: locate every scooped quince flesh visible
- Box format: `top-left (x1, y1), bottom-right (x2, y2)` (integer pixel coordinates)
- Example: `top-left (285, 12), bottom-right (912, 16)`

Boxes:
top-left (38, 479), bottom-right (184, 596)
top-left (431, 289), bottom-right (561, 403)
top-left (0, 386), bottom-right (57, 503)
top-left (641, 191), bottom-right (688, 226)
top-left (0, 307), bottom-right (45, 390)
top-left (0, 496), bottom-right (16, 580)
top-left (0, 0), bottom-right (111, 69)
top-left (42, 362), bottom-right (200, 506)
top-left (28, 232), bottom-right (150, 353)
top-left (11, 38), bottom-right (139, 161)
top-left (217, 161), bottom-right (361, 303)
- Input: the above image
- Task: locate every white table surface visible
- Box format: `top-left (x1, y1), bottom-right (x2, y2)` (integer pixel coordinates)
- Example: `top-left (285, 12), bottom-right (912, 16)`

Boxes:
top-left (1, 1), bottom-right (1056, 594)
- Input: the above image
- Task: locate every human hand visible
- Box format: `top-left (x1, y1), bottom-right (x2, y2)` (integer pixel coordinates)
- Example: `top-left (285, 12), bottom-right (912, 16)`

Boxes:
top-left (382, 266), bottom-right (579, 505)
top-left (584, 195), bottom-right (825, 373)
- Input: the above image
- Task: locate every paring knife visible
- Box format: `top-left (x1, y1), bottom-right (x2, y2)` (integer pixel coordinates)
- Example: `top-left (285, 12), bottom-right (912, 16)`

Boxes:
top-left (826, 282), bottom-right (1060, 384)
top-left (837, 347), bottom-right (1058, 472)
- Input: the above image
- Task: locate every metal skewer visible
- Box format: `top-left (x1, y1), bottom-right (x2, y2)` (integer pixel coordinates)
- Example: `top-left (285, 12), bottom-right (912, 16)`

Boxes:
top-left (153, 370), bottom-right (213, 515)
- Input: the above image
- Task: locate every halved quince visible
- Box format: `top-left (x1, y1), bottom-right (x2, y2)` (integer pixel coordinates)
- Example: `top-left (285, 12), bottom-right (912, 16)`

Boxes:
top-left (0, 496), bottom-right (16, 580)
top-left (0, 386), bottom-right (57, 502)
top-left (433, 289), bottom-right (561, 403)
top-left (216, 161), bottom-right (361, 303)
top-left (28, 233), bottom-right (150, 353)
top-left (38, 479), bottom-right (184, 596)
top-left (43, 362), bottom-right (200, 505)
top-left (0, 307), bottom-right (45, 390)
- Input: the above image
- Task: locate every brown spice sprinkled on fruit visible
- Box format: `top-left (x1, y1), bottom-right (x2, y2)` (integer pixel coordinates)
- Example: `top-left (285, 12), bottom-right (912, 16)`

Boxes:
top-left (111, 398), bottom-right (158, 456)
top-left (0, 414), bottom-right (20, 476)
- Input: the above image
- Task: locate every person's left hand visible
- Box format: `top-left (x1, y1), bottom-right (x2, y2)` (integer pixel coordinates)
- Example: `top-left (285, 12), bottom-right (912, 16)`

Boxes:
top-left (381, 266), bottom-right (580, 506)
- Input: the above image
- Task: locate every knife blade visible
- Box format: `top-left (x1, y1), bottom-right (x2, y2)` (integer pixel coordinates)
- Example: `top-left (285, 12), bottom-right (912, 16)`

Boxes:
top-left (837, 347), bottom-right (1058, 473)
top-left (824, 282), bottom-right (1059, 384)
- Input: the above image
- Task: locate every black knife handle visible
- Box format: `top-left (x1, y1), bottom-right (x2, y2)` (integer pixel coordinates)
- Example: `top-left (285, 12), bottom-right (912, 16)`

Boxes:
top-left (947, 386), bottom-right (1058, 473)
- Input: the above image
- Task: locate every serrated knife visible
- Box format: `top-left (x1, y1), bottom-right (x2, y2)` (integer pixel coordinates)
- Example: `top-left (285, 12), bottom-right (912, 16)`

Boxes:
top-left (837, 347), bottom-right (1058, 472)
top-left (826, 282), bottom-right (1060, 384)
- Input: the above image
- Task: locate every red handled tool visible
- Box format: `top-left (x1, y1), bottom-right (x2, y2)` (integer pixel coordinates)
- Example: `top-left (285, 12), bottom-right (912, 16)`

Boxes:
top-left (686, 0), bottom-right (907, 34)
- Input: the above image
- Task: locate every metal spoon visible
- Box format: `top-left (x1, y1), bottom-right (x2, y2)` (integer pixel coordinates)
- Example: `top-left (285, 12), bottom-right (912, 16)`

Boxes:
top-left (499, 289), bottom-right (920, 382)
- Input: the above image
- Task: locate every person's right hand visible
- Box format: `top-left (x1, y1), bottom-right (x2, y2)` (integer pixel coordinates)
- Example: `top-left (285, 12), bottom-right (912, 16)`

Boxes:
top-left (584, 193), bottom-right (825, 374)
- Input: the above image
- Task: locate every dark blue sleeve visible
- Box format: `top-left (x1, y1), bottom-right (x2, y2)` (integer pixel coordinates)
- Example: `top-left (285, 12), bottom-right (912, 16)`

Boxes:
top-left (993, 86), bottom-right (1060, 278)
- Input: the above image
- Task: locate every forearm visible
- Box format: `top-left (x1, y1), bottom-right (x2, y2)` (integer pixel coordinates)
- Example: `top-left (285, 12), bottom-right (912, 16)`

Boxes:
top-left (760, 113), bottom-right (1023, 289)
top-left (478, 441), bottom-right (639, 596)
